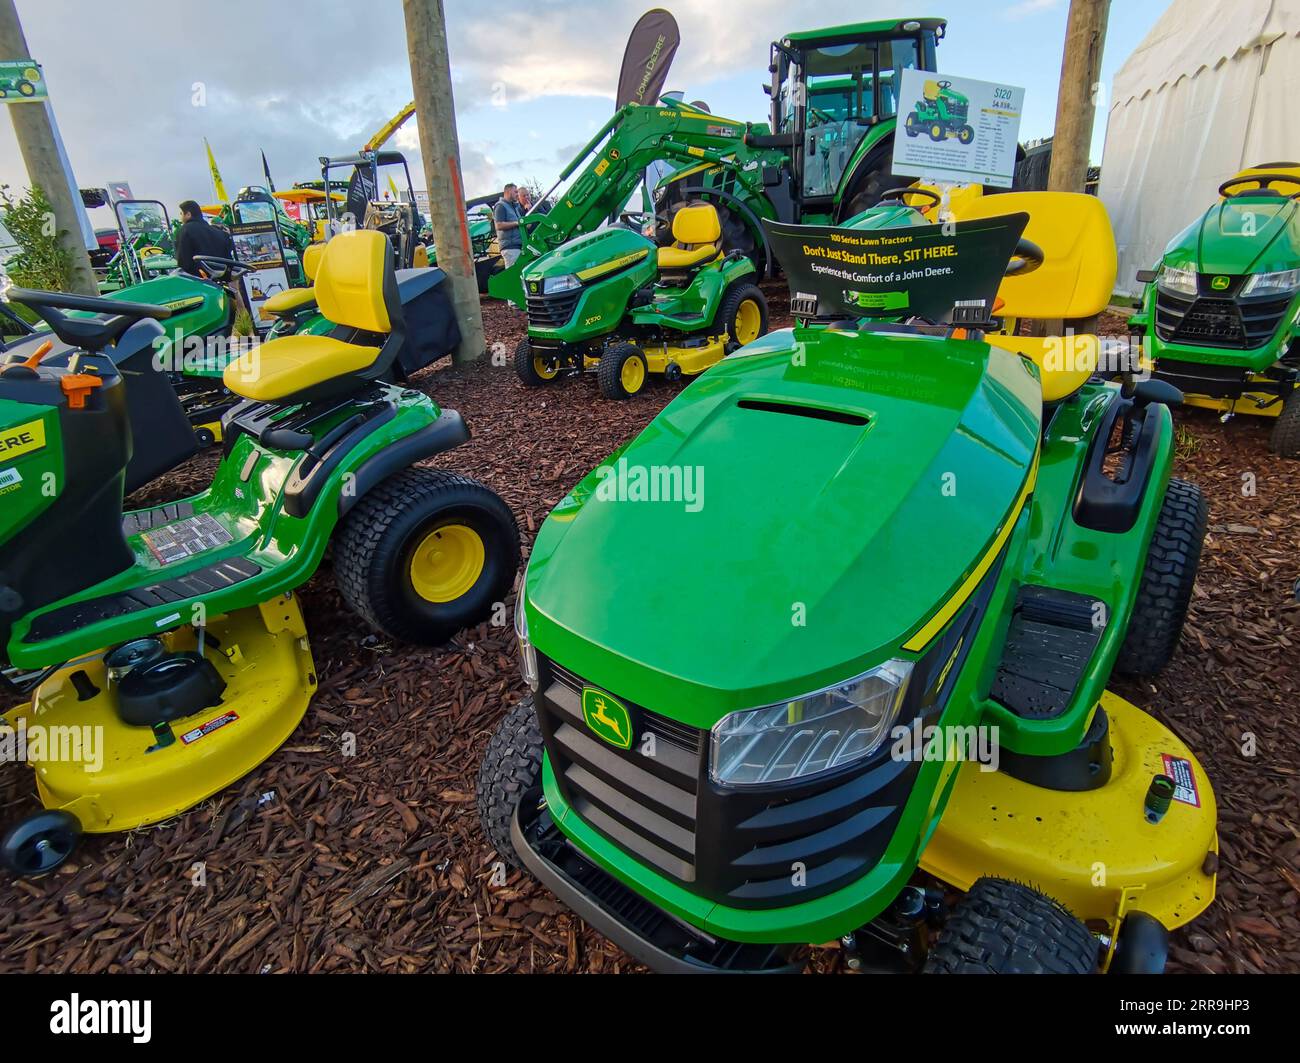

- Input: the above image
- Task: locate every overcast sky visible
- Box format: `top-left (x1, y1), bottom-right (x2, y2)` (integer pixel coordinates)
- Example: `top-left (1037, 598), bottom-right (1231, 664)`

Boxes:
top-left (0, 0), bottom-right (1171, 228)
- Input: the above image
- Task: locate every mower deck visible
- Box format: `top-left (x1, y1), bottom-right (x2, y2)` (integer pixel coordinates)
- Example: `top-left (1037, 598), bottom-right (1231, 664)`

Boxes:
top-left (3, 595), bottom-right (315, 833)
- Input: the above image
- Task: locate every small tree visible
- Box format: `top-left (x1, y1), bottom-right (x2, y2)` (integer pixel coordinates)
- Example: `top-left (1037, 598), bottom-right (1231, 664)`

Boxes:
top-left (0, 183), bottom-right (75, 292)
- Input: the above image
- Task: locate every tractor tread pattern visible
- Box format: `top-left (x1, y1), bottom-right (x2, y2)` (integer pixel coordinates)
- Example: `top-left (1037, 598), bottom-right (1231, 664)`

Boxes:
top-left (598, 343), bottom-right (645, 400)
top-left (1272, 391), bottom-right (1300, 458)
top-left (476, 696), bottom-right (545, 870)
top-left (924, 877), bottom-right (1098, 974)
top-left (1115, 477), bottom-right (1208, 677)
top-left (514, 337), bottom-right (546, 388)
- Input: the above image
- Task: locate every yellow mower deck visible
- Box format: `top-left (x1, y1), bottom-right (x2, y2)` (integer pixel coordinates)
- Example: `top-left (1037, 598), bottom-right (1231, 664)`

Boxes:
top-left (920, 692), bottom-right (1217, 965)
top-left (583, 336), bottom-right (729, 379)
top-left (3, 595), bottom-right (316, 834)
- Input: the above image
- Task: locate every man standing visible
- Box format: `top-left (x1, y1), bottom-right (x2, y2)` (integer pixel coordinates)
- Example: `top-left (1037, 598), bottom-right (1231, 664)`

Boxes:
top-left (175, 200), bottom-right (236, 276)
top-left (493, 183), bottom-right (524, 267)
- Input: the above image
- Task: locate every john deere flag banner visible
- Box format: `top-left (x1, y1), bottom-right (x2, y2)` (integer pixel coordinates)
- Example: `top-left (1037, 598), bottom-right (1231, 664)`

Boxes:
top-left (0, 61), bottom-right (47, 103)
top-left (892, 70), bottom-right (1024, 188)
top-left (762, 213), bottom-right (1029, 322)
top-left (615, 8), bottom-right (680, 109)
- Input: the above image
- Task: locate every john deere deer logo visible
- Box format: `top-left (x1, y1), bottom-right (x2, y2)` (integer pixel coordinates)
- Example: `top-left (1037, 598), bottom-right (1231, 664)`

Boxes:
top-left (1211, 275), bottom-right (1230, 291)
top-left (582, 687), bottom-right (632, 749)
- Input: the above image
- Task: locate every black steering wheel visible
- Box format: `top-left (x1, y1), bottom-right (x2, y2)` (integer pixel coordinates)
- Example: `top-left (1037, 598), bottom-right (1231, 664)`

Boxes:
top-left (192, 255), bottom-right (253, 281)
top-left (880, 186), bottom-right (942, 211)
top-left (1005, 238), bottom-right (1045, 277)
top-left (1218, 172), bottom-right (1300, 199)
top-left (3, 286), bottom-right (171, 353)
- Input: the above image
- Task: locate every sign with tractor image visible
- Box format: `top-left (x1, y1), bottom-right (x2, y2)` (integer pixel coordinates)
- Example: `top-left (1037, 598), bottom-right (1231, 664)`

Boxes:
top-left (0, 60), bottom-right (46, 103)
top-left (894, 70), bottom-right (1023, 188)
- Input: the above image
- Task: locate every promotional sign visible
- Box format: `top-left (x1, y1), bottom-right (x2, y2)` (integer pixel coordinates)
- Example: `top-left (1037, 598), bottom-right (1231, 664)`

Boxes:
top-left (0, 61), bottom-right (46, 102)
top-left (762, 213), bottom-right (1029, 322)
top-left (893, 70), bottom-right (1024, 188)
top-left (229, 199), bottom-right (290, 330)
top-left (105, 180), bottom-right (135, 204)
top-left (615, 8), bottom-right (680, 109)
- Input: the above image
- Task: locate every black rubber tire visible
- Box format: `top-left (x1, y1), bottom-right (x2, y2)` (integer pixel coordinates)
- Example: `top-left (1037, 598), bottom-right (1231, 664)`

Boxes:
top-left (929, 122), bottom-right (945, 142)
top-left (598, 342), bottom-right (647, 400)
top-left (334, 467), bottom-right (520, 645)
top-left (514, 337), bottom-right (550, 388)
top-left (719, 282), bottom-right (769, 352)
top-left (476, 696), bottom-right (545, 870)
top-left (1271, 389), bottom-right (1300, 458)
top-left (924, 877), bottom-right (1099, 974)
top-left (904, 113), bottom-right (919, 137)
top-left (0, 809), bottom-right (81, 877)
top-left (958, 125), bottom-right (974, 144)
top-left (1115, 477), bottom-right (1208, 677)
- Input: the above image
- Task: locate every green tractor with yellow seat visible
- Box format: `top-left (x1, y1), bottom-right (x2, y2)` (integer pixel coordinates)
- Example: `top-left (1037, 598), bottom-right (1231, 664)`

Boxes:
top-left (0, 229), bottom-right (518, 875)
top-left (904, 78), bottom-right (973, 144)
top-left (515, 203), bottom-right (768, 399)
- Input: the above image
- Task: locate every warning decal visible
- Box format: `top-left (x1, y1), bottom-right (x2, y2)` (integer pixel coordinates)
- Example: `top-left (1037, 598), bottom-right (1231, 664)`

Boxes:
top-left (1161, 753), bottom-right (1201, 808)
top-left (181, 711), bottom-right (239, 745)
top-left (141, 513), bottom-right (234, 564)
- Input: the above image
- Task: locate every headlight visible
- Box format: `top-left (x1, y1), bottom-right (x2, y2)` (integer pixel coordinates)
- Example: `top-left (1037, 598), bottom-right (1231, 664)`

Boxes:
top-left (710, 659), bottom-right (912, 787)
top-left (1240, 268), bottom-right (1300, 297)
top-left (543, 274), bottom-right (580, 295)
top-left (514, 580), bottom-right (538, 691)
top-left (1156, 264), bottom-right (1198, 296)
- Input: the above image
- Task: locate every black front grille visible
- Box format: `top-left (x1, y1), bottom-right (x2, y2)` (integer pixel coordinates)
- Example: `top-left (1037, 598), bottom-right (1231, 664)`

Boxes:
top-left (525, 289), bottom-right (582, 329)
top-left (1155, 288), bottom-right (1291, 349)
top-left (535, 599), bottom-right (983, 910)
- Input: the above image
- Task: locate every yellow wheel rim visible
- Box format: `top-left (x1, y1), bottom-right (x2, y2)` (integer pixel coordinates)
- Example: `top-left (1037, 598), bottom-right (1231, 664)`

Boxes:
top-left (534, 356), bottom-right (558, 380)
top-left (409, 523), bottom-right (486, 603)
top-left (734, 299), bottom-right (762, 344)
top-left (621, 356), bottom-right (645, 393)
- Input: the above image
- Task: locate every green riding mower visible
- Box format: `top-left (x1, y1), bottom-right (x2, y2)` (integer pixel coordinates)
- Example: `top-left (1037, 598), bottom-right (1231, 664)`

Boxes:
top-left (1129, 163), bottom-right (1300, 456)
top-left (515, 204), bottom-right (768, 399)
top-left (904, 79), bottom-right (973, 144)
top-left (478, 193), bottom-right (1217, 974)
top-left (0, 229), bottom-right (518, 876)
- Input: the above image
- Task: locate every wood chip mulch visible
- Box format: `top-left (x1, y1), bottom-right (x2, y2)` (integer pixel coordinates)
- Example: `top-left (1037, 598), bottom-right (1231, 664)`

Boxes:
top-left (1, 299), bottom-right (1295, 974)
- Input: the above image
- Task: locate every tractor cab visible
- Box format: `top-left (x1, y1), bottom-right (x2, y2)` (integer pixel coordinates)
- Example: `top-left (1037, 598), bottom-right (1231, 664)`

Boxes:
top-left (768, 18), bottom-right (944, 218)
top-left (321, 150), bottom-right (429, 271)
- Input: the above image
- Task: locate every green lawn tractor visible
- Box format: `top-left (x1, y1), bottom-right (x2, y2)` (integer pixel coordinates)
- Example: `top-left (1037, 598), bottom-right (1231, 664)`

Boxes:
top-left (514, 204), bottom-right (767, 399)
top-left (0, 229), bottom-right (518, 876)
top-left (478, 193), bottom-right (1217, 974)
top-left (1129, 163), bottom-right (1300, 456)
top-left (904, 78), bottom-right (973, 144)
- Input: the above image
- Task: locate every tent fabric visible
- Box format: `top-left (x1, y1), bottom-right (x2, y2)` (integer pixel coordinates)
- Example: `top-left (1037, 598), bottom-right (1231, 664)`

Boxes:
top-left (1098, 0), bottom-right (1300, 294)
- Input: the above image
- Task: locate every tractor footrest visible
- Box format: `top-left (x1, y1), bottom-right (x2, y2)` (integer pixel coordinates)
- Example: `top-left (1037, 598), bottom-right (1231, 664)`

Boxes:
top-left (122, 502), bottom-right (196, 536)
top-left (991, 586), bottom-right (1102, 721)
top-left (24, 556), bottom-right (261, 644)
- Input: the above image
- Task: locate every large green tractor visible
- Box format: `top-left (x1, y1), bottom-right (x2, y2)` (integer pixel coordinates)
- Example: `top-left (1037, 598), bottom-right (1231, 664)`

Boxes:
top-left (489, 18), bottom-right (950, 307)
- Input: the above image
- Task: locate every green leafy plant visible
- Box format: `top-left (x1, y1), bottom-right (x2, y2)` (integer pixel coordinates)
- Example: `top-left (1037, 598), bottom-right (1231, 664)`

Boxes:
top-left (0, 183), bottom-right (75, 292)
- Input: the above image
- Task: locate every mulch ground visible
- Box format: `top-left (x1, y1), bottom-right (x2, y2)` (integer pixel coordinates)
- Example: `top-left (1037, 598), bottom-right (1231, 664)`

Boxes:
top-left (1, 297), bottom-right (1296, 974)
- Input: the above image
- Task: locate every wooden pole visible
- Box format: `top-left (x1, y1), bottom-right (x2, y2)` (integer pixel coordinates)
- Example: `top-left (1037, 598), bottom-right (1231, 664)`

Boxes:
top-left (1047, 0), bottom-right (1111, 193)
top-left (401, 0), bottom-right (485, 363)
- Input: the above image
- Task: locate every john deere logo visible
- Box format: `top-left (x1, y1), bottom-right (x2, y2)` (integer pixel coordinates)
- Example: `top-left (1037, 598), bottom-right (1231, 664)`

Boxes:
top-left (1211, 275), bottom-right (1230, 291)
top-left (528, 280), bottom-right (539, 293)
top-left (581, 687), bottom-right (632, 749)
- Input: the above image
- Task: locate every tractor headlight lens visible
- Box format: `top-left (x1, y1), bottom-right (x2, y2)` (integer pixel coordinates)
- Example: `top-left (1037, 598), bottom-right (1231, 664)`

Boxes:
top-left (1156, 264), bottom-right (1198, 296)
top-left (1240, 268), bottom-right (1300, 297)
top-left (543, 274), bottom-right (581, 295)
top-left (515, 582), bottom-right (538, 692)
top-left (709, 660), bottom-right (912, 787)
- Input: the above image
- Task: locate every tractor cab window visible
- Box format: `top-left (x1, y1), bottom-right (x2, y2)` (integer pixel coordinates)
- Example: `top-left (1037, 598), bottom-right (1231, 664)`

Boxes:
top-left (877, 37), bottom-right (921, 119)
top-left (800, 42), bottom-right (880, 199)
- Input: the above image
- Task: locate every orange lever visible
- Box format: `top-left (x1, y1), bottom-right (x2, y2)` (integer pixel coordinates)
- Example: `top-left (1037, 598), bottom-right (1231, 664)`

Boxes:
top-left (60, 373), bottom-right (102, 410)
top-left (21, 339), bottom-right (53, 369)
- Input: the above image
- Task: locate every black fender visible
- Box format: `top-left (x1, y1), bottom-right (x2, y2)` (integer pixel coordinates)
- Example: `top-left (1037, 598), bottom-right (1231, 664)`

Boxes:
top-left (336, 408), bottom-right (471, 517)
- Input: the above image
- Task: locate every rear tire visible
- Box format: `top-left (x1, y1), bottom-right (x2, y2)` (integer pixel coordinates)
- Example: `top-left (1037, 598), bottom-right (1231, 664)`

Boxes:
top-left (335, 468), bottom-right (520, 645)
top-left (924, 877), bottom-right (1098, 974)
top-left (598, 342), bottom-right (648, 400)
top-left (719, 282), bottom-right (768, 351)
top-left (476, 696), bottom-right (545, 870)
top-left (1271, 389), bottom-right (1300, 458)
top-left (1115, 477), bottom-right (1208, 677)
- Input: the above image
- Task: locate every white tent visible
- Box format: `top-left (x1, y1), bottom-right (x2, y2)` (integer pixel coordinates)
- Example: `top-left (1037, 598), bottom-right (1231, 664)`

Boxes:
top-left (1098, 0), bottom-right (1300, 294)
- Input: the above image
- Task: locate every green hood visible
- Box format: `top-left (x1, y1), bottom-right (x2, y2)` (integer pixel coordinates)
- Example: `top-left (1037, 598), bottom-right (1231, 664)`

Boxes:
top-left (527, 327), bottom-right (1041, 719)
top-left (1165, 194), bottom-right (1300, 275)
top-left (522, 225), bottom-right (655, 286)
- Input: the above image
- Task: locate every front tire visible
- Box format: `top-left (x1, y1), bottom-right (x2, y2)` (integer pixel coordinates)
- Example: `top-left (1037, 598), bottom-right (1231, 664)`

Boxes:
top-left (514, 337), bottom-right (557, 388)
top-left (958, 125), bottom-right (974, 144)
top-left (1115, 477), bottom-right (1208, 677)
top-left (335, 468), bottom-right (520, 645)
top-left (598, 342), bottom-right (648, 400)
top-left (719, 282), bottom-right (768, 351)
top-left (476, 697), bottom-right (545, 870)
top-left (1271, 388), bottom-right (1300, 458)
top-left (924, 877), bottom-right (1098, 974)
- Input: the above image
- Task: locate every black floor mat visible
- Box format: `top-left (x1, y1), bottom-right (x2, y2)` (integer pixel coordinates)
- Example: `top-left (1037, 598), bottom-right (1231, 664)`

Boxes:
top-left (991, 586), bottom-right (1102, 720)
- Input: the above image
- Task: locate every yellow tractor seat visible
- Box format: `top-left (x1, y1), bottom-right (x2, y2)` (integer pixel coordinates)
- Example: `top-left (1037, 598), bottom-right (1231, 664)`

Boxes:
top-left (260, 243), bottom-right (326, 319)
top-left (952, 191), bottom-right (1116, 322)
top-left (988, 333), bottom-right (1099, 404)
top-left (223, 229), bottom-right (403, 404)
top-left (657, 204), bottom-right (723, 271)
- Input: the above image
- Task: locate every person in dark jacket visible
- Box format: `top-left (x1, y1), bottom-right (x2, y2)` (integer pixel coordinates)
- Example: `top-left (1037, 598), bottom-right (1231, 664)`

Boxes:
top-left (175, 200), bottom-right (236, 275)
